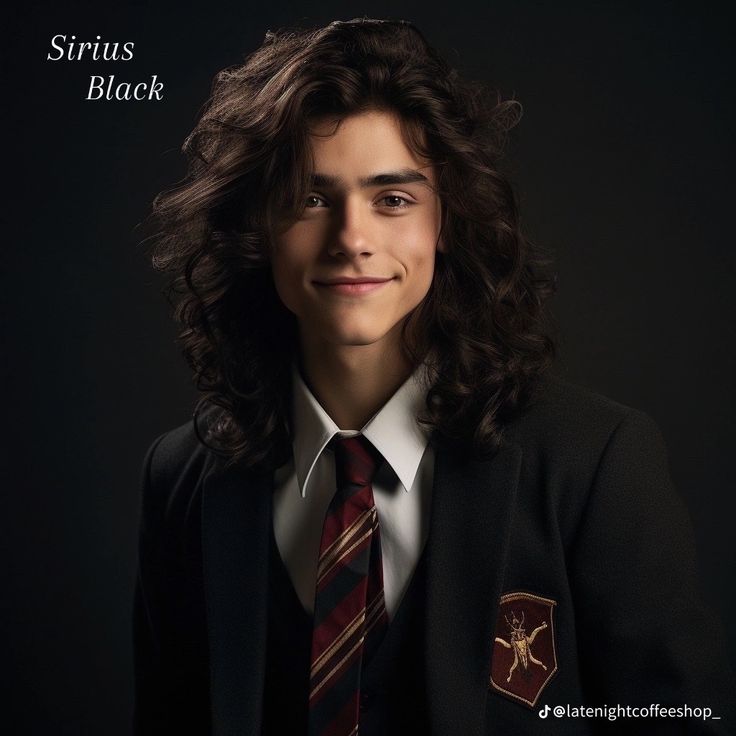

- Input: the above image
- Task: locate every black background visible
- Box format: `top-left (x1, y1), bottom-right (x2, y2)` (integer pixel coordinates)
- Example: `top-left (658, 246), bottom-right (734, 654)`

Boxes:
top-left (3, 1), bottom-right (734, 732)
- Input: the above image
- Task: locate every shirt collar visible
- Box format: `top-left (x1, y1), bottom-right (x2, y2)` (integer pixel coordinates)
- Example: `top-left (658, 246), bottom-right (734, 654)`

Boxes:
top-left (291, 364), bottom-right (431, 498)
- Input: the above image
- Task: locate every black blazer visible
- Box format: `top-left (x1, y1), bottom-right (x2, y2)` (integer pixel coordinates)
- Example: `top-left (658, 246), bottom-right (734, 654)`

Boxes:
top-left (133, 376), bottom-right (736, 735)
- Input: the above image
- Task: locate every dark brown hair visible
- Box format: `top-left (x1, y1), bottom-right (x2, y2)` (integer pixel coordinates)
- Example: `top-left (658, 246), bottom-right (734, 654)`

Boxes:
top-left (150, 18), bottom-right (556, 469)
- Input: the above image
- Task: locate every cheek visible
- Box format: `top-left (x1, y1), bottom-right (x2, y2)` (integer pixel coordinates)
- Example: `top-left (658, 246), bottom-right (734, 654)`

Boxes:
top-left (404, 235), bottom-right (439, 288)
top-left (398, 210), bottom-right (442, 277)
top-left (415, 254), bottom-right (437, 297)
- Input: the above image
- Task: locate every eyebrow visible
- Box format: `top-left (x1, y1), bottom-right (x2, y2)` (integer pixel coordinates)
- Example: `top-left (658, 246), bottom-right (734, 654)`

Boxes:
top-left (310, 168), bottom-right (431, 189)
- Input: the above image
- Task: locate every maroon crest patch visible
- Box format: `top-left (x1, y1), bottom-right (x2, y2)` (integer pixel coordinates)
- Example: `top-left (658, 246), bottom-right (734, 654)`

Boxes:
top-left (489, 591), bottom-right (558, 707)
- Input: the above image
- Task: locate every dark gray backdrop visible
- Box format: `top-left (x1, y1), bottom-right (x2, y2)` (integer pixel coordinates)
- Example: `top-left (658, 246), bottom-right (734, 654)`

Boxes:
top-left (3, 1), bottom-right (734, 732)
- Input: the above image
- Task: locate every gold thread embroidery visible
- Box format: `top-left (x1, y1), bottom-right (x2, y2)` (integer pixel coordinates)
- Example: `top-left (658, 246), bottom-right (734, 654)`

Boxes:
top-left (490, 591), bottom-right (558, 708)
top-left (494, 610), bottom-right (548, 682)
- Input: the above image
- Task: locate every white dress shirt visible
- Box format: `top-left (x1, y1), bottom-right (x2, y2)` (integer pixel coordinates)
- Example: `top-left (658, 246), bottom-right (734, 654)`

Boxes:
top-left (272, 365), bottom-right (434, 621)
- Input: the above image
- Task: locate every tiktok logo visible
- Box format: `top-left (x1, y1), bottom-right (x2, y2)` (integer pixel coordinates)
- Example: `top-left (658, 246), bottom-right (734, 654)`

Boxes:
top-left (538, 704), bottom-right (551, 719)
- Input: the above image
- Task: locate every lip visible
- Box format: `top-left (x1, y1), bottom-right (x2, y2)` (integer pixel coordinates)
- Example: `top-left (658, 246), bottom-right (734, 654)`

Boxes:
top-left (313, 276), bottom-right (394, 295)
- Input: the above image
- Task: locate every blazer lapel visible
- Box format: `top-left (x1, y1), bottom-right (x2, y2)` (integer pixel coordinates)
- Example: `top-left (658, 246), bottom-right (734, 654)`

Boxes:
top-left (424, 440), bottom-right (522, 736)
top-left (201, 456), bottom-right (273, 736)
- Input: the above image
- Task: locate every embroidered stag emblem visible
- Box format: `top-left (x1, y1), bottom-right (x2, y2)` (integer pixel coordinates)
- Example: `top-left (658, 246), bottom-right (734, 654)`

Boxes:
top-left (494, 610), bottom-right (548, 683)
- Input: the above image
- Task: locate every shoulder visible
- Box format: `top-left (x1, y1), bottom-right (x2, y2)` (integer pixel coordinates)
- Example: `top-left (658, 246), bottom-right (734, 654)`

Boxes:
top-left (504, 373), bottom-right (667, 474)
top-left (145, 419), bottom-right (211, 483)
top-left (501, 375), bottom-right (678, 556)
top-left (138, 417), bottom-right (220, 529)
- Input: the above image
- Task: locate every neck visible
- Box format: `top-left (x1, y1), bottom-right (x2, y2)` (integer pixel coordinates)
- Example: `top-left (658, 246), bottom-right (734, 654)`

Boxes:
top-left (300, 333), bottom-right (414, 430)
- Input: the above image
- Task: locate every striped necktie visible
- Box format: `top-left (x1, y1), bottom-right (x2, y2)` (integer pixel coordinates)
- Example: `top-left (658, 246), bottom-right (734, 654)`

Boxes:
top-left (307, 435), bottom-right (389, 736)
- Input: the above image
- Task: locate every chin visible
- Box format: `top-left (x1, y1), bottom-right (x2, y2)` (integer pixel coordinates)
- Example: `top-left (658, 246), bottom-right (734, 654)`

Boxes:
top-left (301, 309), bottom-right (409, 350)
top-left (329, 330), bottom-right (389, 347)
top-left (320, 320), bottom-right (393, 348)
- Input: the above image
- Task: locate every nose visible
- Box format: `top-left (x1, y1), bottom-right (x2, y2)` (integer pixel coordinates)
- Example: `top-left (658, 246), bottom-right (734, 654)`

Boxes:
top-left (327, 197), bottom-right (374, 259)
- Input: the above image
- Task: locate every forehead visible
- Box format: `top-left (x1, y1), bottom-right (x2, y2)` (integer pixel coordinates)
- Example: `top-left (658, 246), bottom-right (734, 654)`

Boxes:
top-left (307, 110), bottom-right (435, 182)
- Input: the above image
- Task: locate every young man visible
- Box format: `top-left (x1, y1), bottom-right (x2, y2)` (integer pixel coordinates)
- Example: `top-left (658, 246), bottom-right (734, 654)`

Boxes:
top-left (134, 18), bottom-right (735, 736)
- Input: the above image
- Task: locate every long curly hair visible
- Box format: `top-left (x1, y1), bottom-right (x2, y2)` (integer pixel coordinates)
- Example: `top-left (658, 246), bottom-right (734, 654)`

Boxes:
top-left (149, 18), bottom-right (556, 470)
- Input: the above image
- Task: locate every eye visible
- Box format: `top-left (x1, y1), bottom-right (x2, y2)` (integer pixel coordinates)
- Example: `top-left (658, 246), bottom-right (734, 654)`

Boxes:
top-left (377, 195), bottom-right (412, 209)
top-left (305, 194), bottom-right (327, 208)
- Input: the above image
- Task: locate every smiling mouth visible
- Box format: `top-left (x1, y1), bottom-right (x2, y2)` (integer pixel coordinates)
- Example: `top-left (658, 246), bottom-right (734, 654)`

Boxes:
top-left (313, 276), bottom-right (394, 295)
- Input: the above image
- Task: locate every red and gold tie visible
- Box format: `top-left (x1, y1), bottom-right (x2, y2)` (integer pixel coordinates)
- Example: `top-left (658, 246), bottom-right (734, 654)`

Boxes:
top-left (307, 435), bottom-right (389, 736)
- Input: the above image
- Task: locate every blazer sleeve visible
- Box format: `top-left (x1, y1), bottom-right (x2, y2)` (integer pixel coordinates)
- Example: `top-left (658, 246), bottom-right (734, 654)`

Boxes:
top-left (132, 433), bottom-right (170, 733)
top-left (132, 433), bottom-right (211, 734)
top-left (568, 409), bottom-right (736, 734)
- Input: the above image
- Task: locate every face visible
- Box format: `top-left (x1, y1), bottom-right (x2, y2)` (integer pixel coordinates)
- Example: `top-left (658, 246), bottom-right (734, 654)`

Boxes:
top-left (270, 109), bottom-right (444, 355)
